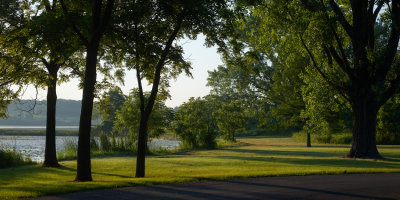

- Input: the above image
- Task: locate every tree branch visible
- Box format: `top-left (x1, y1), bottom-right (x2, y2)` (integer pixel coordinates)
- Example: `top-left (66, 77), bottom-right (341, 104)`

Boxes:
top-left (377, 1), bottom-right (400, 81)
top-left (136, 67), bottom-right (145, 113)
top-left (326, 46), bottom-right (356, 81)
top-left (145, 12), bottom-right (185, 114)
top-left (44, 0), bottom-right (51, 11)
top-left (328, 0), bottom-right (354, 38)
top-left (95, 0), bottom-right (115, 41)
top-left (299, 34), bottom-right (350, 102)
top-left (59, 0), bottom-right (89, 46)
top-left (319, 1), bottom-right (354, 80)
top-left (384, 0), bottom-right (400, 70)
top-left (373, 0), bottom-right (385, 22)
top-left (0, 80), bottom-right (13, 87)
top-left (41, 58), bottom-right (50, 68)
top-left (380, 71), bottom-right (400, 106)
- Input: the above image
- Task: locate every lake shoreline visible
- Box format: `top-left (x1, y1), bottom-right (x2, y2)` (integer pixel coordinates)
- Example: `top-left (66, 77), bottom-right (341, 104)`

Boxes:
top-left (0, 129), bottom-right (79, 136)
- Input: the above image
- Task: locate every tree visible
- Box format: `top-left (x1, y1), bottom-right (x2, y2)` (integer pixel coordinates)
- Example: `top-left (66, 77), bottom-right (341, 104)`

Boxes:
top-left (208, 6), bottom-right (355, 147)
top-left (207, 67), bottom-right (252, 142)
top-left (246, 0), bottom-right (400, 158)
top-left (111, 0), bottom-right (229, 177)
top-left (34, 1), bottom-right (83, 167)
top-left (0, 0), bottom-right (36, 117)
top-left (114, 89), bottom-right (172, 147)
top-left (1, 0), bottom-right (83, 167)
top-left (60, 0), bottom-right (115, 181)
top-left (96, 87), bottom-right (126, 134)
top-left (172, 96), bottom-right (219, 149)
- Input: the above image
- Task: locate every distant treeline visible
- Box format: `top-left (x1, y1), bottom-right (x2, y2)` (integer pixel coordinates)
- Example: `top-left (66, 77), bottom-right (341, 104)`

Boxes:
top-left (0, 99), bottom-right (100, 126)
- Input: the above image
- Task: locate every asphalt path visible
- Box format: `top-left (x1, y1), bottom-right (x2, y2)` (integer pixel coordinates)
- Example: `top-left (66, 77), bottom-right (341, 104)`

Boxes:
top-left (33, 173), bottom-right (400, 200)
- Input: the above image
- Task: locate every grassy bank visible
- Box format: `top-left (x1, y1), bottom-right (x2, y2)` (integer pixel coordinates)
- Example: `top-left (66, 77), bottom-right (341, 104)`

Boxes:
top-left (0, 129), bottom-right (78, 136)
top-left (1, 137), bottom-right (400, 199)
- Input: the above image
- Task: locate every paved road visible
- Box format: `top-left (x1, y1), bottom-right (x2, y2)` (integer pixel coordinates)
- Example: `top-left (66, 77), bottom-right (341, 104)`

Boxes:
top-left (34, 173), bottom-right (400, 200)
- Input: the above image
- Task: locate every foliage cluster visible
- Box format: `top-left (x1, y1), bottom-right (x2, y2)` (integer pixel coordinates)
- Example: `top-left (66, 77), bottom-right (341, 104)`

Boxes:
top-left (172, 97), bottom-right (218, 149)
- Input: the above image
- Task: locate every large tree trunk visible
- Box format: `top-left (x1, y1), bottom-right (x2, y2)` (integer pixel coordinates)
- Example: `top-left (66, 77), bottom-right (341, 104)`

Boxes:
top-left (75, 46), bottom-right (98, 182)
top-left (136, 113), bottom-right (149, 178)
top-left (42, 66), bottom-right (60, 167)
top-left (347, 94), bottom-right (382, 159)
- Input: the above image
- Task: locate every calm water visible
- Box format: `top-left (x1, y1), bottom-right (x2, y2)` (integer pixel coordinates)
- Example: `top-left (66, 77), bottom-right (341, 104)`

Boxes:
top-left (0, 136), bottom-right (180, 163)
top-left (0, 125), bottom-right (79, 129)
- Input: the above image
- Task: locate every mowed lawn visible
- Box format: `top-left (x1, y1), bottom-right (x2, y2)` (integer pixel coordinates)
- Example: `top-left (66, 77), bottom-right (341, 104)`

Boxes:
top-left (1, 137), bottom-right (400, 199)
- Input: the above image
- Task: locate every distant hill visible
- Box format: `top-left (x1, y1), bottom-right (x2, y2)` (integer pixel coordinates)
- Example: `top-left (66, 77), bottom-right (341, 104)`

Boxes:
top-left (0, 99), bottom-right (100, 126)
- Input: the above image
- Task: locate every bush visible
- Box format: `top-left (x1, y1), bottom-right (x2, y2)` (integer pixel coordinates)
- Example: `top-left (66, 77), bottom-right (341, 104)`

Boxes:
top-left (57, 137), bottom-right (78, 161)
top-left (0, 148), bottom-right (33, 168)
top-left (329, 133), bottom-right (352, 144)
top-left (99, 132), bottom-right (111, 152)
top-left (198, 131), bottom-right (217, 149)
top-left (376, 131), bottom-right (400, 145)
top-left (376, 100), bottom-right (400, 145)
top-left (172, 97), bottom-right (219, 150)
top-left (91, 137), bottom-right (100, 151)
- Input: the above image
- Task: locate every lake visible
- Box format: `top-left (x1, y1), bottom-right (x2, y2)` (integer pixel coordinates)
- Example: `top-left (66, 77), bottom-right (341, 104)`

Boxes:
top-left (0, 135), bottom-right (180, 163)
top-left (0, 125), bottom-right (79, 129)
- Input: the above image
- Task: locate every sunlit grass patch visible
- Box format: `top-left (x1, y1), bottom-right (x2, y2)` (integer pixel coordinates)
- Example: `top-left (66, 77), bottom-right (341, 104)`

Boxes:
top-left (1, 136), bottom-right (399, 199)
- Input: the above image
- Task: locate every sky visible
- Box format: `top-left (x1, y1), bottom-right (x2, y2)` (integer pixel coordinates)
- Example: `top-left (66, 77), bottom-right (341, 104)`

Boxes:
top-left (20, 34), bottom-right (223, 108)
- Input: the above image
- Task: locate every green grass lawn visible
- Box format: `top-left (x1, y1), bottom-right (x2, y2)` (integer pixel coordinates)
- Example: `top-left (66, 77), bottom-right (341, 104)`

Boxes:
top-left (1, 137), bottom-right (400, 199)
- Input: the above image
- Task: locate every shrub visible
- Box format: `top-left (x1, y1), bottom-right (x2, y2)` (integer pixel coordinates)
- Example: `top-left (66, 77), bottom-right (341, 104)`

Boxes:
top-left (376, 100), bottom-right (400, 145)
top-left (57, 137), bottom-right (78, 161)
top-left (99, 132), bottom-right (111, 152)
top-left (172, 97), bottom-right (219, 150)
top-left (0, 148), bottom-right (33, 168)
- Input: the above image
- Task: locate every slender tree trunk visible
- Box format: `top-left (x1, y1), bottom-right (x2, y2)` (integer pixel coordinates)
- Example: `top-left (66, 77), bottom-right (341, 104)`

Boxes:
top-left (347, 94), bottom-right (382, 159)
top-left (306, 130), bottom-right (311, 147)
top-left (136, 113), bottom-right (149, 178)
top-left (43, 65), bottom-right (60, 167)
top-left (135, 16), bottom-right (183, 178)
top-left (75, 46), bottom-right (98, 182)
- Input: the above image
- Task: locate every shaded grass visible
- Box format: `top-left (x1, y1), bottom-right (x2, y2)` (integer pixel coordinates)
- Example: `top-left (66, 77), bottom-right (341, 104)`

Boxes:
top-left (1, 136), bottom-right (400, 199)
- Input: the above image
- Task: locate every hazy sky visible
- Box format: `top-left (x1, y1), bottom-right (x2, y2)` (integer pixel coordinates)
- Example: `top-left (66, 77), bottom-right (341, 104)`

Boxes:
top-left (20, 34), bottom-right (223, 107)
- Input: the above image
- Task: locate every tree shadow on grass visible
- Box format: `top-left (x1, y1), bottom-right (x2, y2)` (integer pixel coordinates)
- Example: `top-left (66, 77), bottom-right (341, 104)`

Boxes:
top-left (58, 165), bottom-right (132, 179)
top-left (216, 154), bottom-right (400, 169)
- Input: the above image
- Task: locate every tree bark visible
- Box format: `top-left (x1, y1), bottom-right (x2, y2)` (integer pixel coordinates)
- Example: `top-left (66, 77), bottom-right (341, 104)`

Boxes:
top-left (347, 92), bottom-right (382, 159)
top-left (306, 130), bottom-right (311, 147)
top-left (42, 64), bottom-right (60, 167)
top-left (136, 113), bottom-right (149, 178)
top-left (75, 46), bottom-right (98, 182)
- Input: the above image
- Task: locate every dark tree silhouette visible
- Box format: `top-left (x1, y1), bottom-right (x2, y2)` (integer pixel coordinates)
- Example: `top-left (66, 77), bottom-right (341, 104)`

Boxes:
top-left (60, 0), bottom-right (115, 181)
